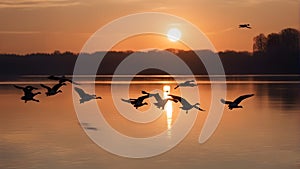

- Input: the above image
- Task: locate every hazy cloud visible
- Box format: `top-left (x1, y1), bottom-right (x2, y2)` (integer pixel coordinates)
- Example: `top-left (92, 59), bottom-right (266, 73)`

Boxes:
top-left (0, 31), bottom-right (41, 34)
top-left (0, 31), bottom-right (94, 36)
top-left (150, 6), bottom-right (171, 11)
top-left (0, 0), bottom-right (81, 8)
top-left (206, 27), bottom-right (235, 36)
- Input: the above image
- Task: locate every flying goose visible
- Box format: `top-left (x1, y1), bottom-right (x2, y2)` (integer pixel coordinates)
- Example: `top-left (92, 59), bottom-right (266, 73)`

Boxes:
top-left (146, 92), bottom-right (178, 110)
top-left (121, 91), bottom-right (150, 109)
top-left (221, 94), bottom-right (254, 110)
top-left (48, 75), bottom-right (80, 85)
top-left (74, 87), bottom-right (102, 104)
top-left (14, 85), bottom-right (41, 103)
top-left (174, 80), bottom-right (197, 89)
top-left (168, 94), bottom-right (205, 114)
top-left (239, 24), bottom-right (251, 29)
top-left (40, 82), bottom-right (66, 96)
top-left (79, 122), bottom-right (98, 131)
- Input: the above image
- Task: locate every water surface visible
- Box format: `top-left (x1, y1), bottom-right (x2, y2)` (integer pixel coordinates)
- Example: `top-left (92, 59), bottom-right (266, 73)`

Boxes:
top-left (0, 75), bottom-right (299, 169)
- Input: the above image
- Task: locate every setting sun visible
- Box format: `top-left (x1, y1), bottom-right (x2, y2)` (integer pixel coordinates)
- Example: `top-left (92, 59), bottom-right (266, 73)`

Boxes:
top-left (167, 28), bottom-right (181, 42)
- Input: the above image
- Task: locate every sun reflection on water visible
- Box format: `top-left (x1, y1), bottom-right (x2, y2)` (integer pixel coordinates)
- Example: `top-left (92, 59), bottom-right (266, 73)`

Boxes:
top-left (163, 85), bottom-right (172, 131)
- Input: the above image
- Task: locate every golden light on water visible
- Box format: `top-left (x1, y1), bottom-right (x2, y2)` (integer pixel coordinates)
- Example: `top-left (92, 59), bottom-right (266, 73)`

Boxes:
top-left (163, 85), bottom-right (172, 130)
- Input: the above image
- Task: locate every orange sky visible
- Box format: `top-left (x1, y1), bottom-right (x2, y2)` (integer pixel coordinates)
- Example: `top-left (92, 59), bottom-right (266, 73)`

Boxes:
top-left (0, 0), bottom-right (298, 54)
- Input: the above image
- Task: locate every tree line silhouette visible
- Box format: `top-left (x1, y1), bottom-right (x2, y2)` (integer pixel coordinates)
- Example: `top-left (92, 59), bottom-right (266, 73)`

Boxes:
top-left (253, 28), bottom-right (299, 73)
top-left (0, 28), bottom-right (298, 79)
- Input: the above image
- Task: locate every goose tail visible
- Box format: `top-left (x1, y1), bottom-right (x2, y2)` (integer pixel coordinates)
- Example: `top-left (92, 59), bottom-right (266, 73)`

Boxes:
top-left (121, 98), bottom-right (131, 103)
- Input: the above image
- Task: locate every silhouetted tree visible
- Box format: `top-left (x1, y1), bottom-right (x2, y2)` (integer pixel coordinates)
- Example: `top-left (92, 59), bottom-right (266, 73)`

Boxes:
top-left (253, 33), bottom-right (267, 55)
top-left (53, 50), bottom-right (61, 56)
top-left (263, 28), bottom-right (300, 73)
top-left (280, 28), bottom-right (299, 56)
top-left (266, 33), bottom-right (281, 57)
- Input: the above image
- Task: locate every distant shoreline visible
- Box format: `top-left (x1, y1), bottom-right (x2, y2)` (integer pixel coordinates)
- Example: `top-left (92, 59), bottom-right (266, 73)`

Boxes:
top-left (1, 74), bottom-right (299, 83)
top-left (0, 50), bottom-right (299, 76)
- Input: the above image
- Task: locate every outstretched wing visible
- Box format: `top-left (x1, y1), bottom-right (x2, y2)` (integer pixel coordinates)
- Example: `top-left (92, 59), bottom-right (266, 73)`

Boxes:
top-left (49, 75), bottom-right (80, 85)
top-left (136, 91), bottom-right (150, 101)
top-left (61, 77), bottom-right (80, 85)
top-left (167, 98), bottom-right (178, 103)
top-left (233, 94), bottom-right (254, 104)
top-left (121, 98), bottom-right (136, 104)
top-left (74, 87), bottom-right (88, 98)
top-left (40, 84), bottom-right (51, 90)
top-left (48, 75), bottom-right (61, 81)
top-left (179, 80), bottom-right (196, 87)
top-left (168, 94), bottom-right (189, 106)
top-left (168, 94), bottom-right (180, 100)
top-left (13, 85), bottom-right (23, 89)
top-left (137, 95), bottom-right (149, 102)
top-left (186, 80), bottom-right (195, 83)
top-left (220, 99), bottom-right (232, 104)
top-left (52, 83), bottom-right (65, 91)
top-left (150, 93), bottom-right (163, 102)
top-left (141, 91), bottom-right (149, 95)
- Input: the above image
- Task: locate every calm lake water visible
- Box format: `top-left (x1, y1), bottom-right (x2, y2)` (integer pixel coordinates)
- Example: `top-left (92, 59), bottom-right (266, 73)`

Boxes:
top-left (0, 75), bottom-right (299, 169)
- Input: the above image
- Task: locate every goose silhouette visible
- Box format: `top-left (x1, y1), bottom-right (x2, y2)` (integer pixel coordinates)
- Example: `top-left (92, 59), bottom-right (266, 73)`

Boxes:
top-left (14, 85), bottom-right (41, 103)
top-left (174, 80), bottom-right (197, 89)
top-left (239, 24), bottom-right (251, 29)
top-left (168, 94), bottom-right (205, 114)
top-left (74, 87), bottom-right (102, 104)
top-left (40, 82), bottom-right (66, 96)
top-left (221, 94), bottom-right (254, 110)
top-left (48, 75), bottom-right (80, 85)
top-left (146, 92), bottom-right (178, 110)
top-left (79, 122), bottom-right (98, 131)
top-left (121, 91), bottom-right (150, 109)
